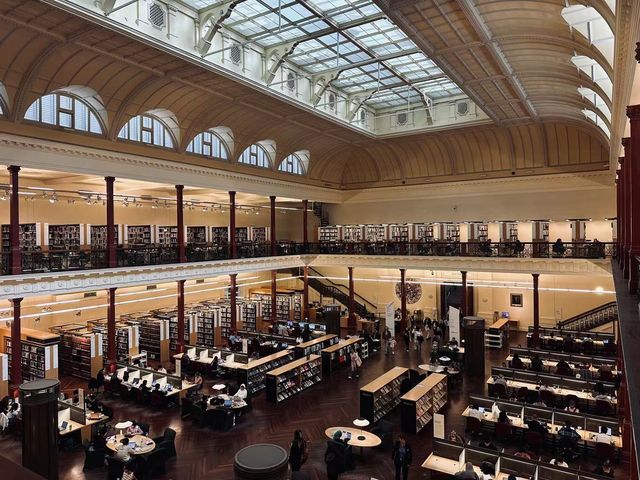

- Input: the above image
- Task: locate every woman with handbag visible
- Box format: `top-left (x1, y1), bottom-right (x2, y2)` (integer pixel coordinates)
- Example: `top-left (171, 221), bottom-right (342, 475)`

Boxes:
top-left (289, 430), bottom-right (308, 472)
top-left (348, 348), bottom-right (362, 379)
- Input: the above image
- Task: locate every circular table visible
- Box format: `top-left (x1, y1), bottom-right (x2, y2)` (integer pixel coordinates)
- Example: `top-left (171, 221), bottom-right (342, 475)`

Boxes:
top-left (419, 363), bottom-right (445, 373)
top-left (212, 384), bottom-right (227, 393)
top-left (106, 434), bottom-right (156, 455)
top-left (324, 427), bottom-right (381, 448)
top-left (234, 443), bottom-right (289, 480)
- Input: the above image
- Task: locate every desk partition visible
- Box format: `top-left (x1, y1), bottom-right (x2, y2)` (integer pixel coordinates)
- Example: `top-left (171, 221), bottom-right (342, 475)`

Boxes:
top-left (526, 327), bottom-right (614, 342)
top-left (491, 367), bottom-right (617, 394)
top-left (432, 439), bottom-right (464, 463)
top-left (57, 400), bottom-right (85, 425)
top-left (499, 454), bottom-right (537, 479)
top-left (510, 347), bottom-right (617, 369)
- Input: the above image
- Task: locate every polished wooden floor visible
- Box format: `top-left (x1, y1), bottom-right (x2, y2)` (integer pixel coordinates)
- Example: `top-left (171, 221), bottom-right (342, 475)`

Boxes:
top-left (0, 332), bottom-right (628, 479)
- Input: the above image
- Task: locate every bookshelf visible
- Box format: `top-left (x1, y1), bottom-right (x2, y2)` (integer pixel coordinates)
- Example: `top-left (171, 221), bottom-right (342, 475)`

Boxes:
top-left (364, 225), bottom-right (388, 242)
top-left (90, 321), bottom-right (139, 361)
top-left (126, 225), bottom-right (153, 245)
top-left (250, 226), bottom-right (269, 243)
top-left (46, 224), bottom-right (83, 250)
top-left (342, 225), bottom-right (363, 242)
top-left (266, 354), bottom-right (321, 403)
top-left (240, 300), bottom-right (258, 332)
top-left (53, 326), bottom-right (103, 380)
top-left (318, 226), bottom-right (341, 242)
top-left (211, 226), bottom-right (229, 245)
top-left (321, 336), bottom-right (363, 375)
top-left (0, 354), bottom-right (7, 398)
top-left (1, 223), bottom-right (40, 251)
top-left (4, 335), bottom-right (59, 382)
top-left (134, 316), bottom-right (169, 362)
top-left (235, 227), bottom-right (249, 243)
top-left (400, 373), bottom-right (447, 434)
top-left (195, 305), bottom-right (221, 348)
top-left (468, 223), bottom-right (488, 241)
top-left (187, 226), bottom-right (207, 245)
top-left (166, 312), bottom-right (196, 353)
top-left (438, 223), bottom-right (460, 241)
top-left (291, 293), bottom-right (303, 322)
top-left (360, 367), bottom-right (410, 423)
top-left (88, 225), bottom-right (120, 249)
top-left (294, 334), bottom-right (338, 359)
top-left (157, 226), bottom-right (178, 246)
top-left (414, 224), bottom-right (434, 241)
top-left (390, 224), bottom-right (411, 242)
top-left (237, 350), bottom-right (295, 395)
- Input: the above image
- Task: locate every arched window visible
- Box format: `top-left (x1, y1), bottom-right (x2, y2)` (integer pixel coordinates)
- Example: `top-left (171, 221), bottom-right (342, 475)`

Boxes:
top-left (278, 150), bottom-right (309, 175)
top-left (117, 109), bottom-right (178, 149)
top-left (571, 56), bottom-right (612, 100)
top-left (24, 90), bottom-right (104, 134)
top-left (578, 87), bottom-right (611, 122)
top-left (0, 82), bottom-right (7, 116)
top-left (238, 141), bottom-right (275, 168)
top-left (562, 5), bottom-right (614, 65)
top-left (583, 109), bottom-right (610, 138)
top-left (187, 128), bottom-right (231, 159)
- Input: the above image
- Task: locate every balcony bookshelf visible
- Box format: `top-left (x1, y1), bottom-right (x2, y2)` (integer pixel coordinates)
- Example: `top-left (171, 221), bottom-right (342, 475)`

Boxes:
top-left (88, 224), bottom-right (120, 249)
top-left (125, 225), bottom-right (153, 246)
top-left (1, 223), bottom-right (40, 251)
top-left (156, 226), bottom-right (178, 247)
top-left (46, 223), bottom-right (83, 250)
top-left (364, 225), bottom-right (388, 242)
top-left (187, 226), bottom-right (207, 245)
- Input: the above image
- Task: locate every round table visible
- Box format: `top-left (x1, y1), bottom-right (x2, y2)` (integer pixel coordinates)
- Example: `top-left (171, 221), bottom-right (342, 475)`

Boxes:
top-left (234, 444), bottom-right (289, 480)
top-left (106, 434), bottom-right (156, 455)
top-left (419, 363), bottom-right (445, 373)
top-left (212, 384), bottom-right (227, 394)
top-left (324, 427), bottom-right (381, 448)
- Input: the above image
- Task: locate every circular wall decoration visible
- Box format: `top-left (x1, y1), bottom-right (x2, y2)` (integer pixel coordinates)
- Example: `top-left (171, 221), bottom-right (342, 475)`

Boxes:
top-left (395, 278), bottom-right (422, 304)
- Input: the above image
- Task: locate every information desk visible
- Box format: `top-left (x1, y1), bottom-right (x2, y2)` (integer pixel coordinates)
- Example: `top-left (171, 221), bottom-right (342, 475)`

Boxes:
top-left (320, 337), bottom-right (363, 375)
top-left (294, 334), bottom-right (338, 359)
top-left (57, 400), bottom-right (108, 443)
top-left (266, 354), bottom-right (321, 403)
top-left (506, 347), bottom-right (619, 379)
top-left (323, 427), bottom-right (381, 448)
top-left (360, 367), bottom-right (409, 423)
top-left (236, 350), bottom-right (295, 395)
top-left (463, 394), bottom-right (622, 449)
top-left (106, 434), bottom-right (155, 455)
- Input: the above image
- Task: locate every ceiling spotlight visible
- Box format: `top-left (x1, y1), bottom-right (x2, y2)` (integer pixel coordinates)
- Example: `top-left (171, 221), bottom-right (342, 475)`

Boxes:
top-left (34, 316), bottom-right (40, 324)
top-left (67, 198), bottom-right (76, 205)
top-left (85, 195), bottom-right (92, 205)
top-left (48, 192), bottom-right (58, 204)
top-left (94, 195), bottom-right (102, 205)
top-left (152, 200), bottom-right (159, 209)
top-left (41, 192), bottom-right (48, 199)
top-left (202, 206), bottom-right (208, 212)
top-left (122, 197), bottom-right (129, 207)
top-left (254, 209), bottom-right (260, 215)
top-left (0, 189), bottom-right (7, 201)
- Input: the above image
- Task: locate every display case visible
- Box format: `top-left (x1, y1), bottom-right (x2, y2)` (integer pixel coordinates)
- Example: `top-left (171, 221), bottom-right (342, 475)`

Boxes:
top-left (266, 354), bottom-right (321, 403)
top-left (400, 373), bottom-right (447, 434)
top-left (359, 367), bottom-right (409, 422)
top-left (236, 350), bottom-right (295, 395)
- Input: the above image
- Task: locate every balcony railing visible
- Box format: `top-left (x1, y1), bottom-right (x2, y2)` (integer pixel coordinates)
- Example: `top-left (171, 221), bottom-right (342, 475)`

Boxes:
top-left (0, 241), bottom-right (615, 276)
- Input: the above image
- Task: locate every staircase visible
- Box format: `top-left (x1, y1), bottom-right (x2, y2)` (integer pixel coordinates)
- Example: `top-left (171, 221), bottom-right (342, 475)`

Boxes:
top-left (557, 301), bottom-right (618, 331)
top-left (303, 267), bottom-right (377, 316)
top-left (312, 202), bottom-right (329, 226)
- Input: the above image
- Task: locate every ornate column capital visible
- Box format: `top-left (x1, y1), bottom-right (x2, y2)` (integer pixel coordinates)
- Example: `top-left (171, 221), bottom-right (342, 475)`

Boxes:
top-left (622, 137), bottom-right (631, 149)
top-left (626, 105), bottom-right (640, 120)
top-left (618, 156), bottom-right (624, 166)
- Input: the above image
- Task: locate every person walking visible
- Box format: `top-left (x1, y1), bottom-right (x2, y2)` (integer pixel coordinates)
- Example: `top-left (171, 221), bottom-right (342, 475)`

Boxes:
top-left (391, 434), bottom-right (413, 480)
top-left (348, 348), bottom-right (362, 379)
top-left (403, 328), bottom-right (411, 352)
top-left (416, 328), bottom-right (424, 352)
top-left (383, 326), bottom-right (392, 355)
top-left (289, 430), bottom-right (308, 472)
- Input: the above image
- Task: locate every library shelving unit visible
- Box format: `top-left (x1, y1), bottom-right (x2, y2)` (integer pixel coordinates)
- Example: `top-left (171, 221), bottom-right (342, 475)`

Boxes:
top-left (195, 305), bottom-right (221, 348)
top-left (187, 226), bottom-right (207, 245)
top-left (237, 350), bottom-right (295, 395)
top-left (90, 321), bottom-right (139, 361)
top-left (413, 224), bottom-right (434, 241)
top-left (294, 334), bottom-right (338, 359)
top-left (364, 224), bottom-right (388, 242)
top-left (291, 293), bottom-right (303, 322)
top-left (390, 224), bottom-right (411, 242)
top-left (235, 227), bottom-right (249, 243)
top-left (250, 226), bottom-right (269, 243)
top-left (1, 223), bottom-right (41, 251)
top-left (318, 226), bottom-right (341, 242)
top-left (469, 223), bottom-right (488, 241)
top-left (164, 310), bottom-right (197, 353)
top-left (360, 367), bottom-right (410, 423)
top-left (131, 315), bottom-right (170, 362)
top-left (156, 226), bottom-right (178, 247)
top-left (211, 226), bottom-right (229, 245)
top-left (2, 329), bottom-right (60, 382)
top-left (400, 373), bottom-right (447, 434)
top-left (88, 224), bottom-right (121, 249)
top-left (45, 223), bottom-right (83, 250)
top-left (51, 324), bottom-right (103, 380)
top-left (125, 225), bottom-right (154, 245)
top-left (437, 223), bottom-right (460, 241)
top-left (321, 336), bottom-right (363, 375)
top-left (484, 318), bottom-right (509, 349)
top-left (266, 354), bottom-right (321, 403)
top-left (342, 225), bottom-right (363, 242)
top-left (251, 289), bottom-right (303, 324)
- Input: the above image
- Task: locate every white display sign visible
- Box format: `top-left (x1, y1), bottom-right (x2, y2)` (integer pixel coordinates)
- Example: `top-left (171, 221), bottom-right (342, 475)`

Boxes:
top-left (433, 413), bottom-right (445, 439)
top-left (385, 302), bottom-right (395, 338)
top-left (448, 306), bottom-right (461, 342)
top-left (242, 339), bottom-right (248, 354)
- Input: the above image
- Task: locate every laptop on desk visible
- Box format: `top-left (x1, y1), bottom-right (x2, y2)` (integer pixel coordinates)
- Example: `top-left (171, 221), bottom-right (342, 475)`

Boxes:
top-left (59, 421), bottom-right (68, 431)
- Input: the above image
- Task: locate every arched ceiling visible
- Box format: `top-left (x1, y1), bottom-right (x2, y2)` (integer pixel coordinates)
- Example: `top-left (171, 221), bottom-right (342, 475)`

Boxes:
top-left (0, 0), bottom-right (632, 189)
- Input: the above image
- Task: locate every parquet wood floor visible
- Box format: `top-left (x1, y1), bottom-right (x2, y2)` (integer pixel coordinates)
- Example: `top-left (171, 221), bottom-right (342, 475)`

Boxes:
top-left (0, 332), bottom-right (628, 479)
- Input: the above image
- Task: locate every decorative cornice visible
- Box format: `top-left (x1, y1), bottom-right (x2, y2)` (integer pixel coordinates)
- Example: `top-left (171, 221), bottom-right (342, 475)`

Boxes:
top-left (622, 137), bottom-right (631, 148)
top-left (626, 105), bottom-right (640, 121)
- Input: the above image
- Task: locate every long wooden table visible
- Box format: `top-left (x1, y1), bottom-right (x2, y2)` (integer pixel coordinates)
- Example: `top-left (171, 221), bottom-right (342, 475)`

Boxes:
top-left (505, 355), bottom-right (619, 376)
top-left (59, 412), bottom-right (109, 443)
top-left (486, 377), bottom-right (617, 404)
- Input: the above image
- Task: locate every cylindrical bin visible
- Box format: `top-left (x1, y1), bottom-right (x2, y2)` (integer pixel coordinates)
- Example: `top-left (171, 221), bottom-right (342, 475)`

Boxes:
top-left (234, 443), bottom-right (289, 480)
top-left (20, 379), bottom-right (60, 480)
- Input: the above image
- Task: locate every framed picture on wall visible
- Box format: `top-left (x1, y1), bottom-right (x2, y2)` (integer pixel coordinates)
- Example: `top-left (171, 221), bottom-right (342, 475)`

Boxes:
top-left (510, 293), bottom-right (523, 307)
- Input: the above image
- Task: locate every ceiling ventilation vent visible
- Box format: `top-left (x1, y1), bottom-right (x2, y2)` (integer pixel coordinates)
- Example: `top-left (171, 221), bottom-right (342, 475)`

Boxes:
top-left (148, 3), bottom-right (165, 29)
top-left (286, 71), bottom-right (296, 91)
top-left (397, 112), bottom-right (408, 125)
top-left (230, 44), bottom-right (242, 65)
top-left (456, 101), bottom-right (469, 116)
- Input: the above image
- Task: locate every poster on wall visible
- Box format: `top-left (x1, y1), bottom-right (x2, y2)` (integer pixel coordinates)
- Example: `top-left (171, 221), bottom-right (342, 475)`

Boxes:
top-left (385, 302), bottom-right (395, 338)
top-left (448, 306), bottom-right (460, 341)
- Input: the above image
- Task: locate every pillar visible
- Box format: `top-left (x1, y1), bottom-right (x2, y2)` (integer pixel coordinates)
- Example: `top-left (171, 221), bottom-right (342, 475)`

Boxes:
top-left (270, 195), bottom-right (276, 256)
top-left (460, 271), bottom-right (468, 318)
top-left (105, 176), bottom-right (116, 268)
top-left (271, 270), bottom-right (277, 323)
top-left (176, 185), bottom-right (186, 263)
top-left (303, 266), bottom-right (309, 320)
top-left (230, 274), bottom-right (237, 331)
top-left (107, 288), bottom-right (116, 364)
top-left (302, 199), bottom-right (309, 247)
top-left (532, 273), bottom-right (540, 348)
top-left (177, 280), bottom-right (185, 353)
top-left (627, 106), bottom-right (640, 291)
top-left (229, 191), bottom-right (237, 259)
top-left (619, 154), bottom-right (627, 267)
top-left (348, 267), bottom-right (356, 334)
top-left (8, 166), bottom-right (21, 275)
top-left (615, 170), bottom-right (621, 260)
top-left (623, 137), bottom-right (632, 277)
top-left (10, 298), bottom-right (22, 385)
top-left (400, 268), bottom-right (407, 331)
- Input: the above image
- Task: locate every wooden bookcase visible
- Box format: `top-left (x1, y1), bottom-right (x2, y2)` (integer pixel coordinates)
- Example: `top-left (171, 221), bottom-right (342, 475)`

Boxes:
top-left (88, 224), bottom-right (121, 249)
top-left (321, 336), bottom-right (362, 375)
top-left (187, 226), bottom-right (207, 245)
top-left (2, 329), bottom-right (60, 382)
top-left (125, 225), bottom-right (154, 245)
top-left (266, 354), bottom-right (321, 403)
top-left (45, 224), bottom-right (83, 250)
top-left (413, 224), bottom-right (433, 241)
top-left (1, 223), bottom-right (41, 251)
top-left (236, 350), bottom-right (295, 395)
top-left (211, 226), bottom-right (229, 244)
top-left (400, 373), bottom-right (447, 434)
top-left (250, 226), bottom-right (269, 243)
top-left (156, 226), bottom-right (178, 246)
top-left (390, 224), bottom-right (411, 242)
top-left (360, 367), bottom-right (410, 423)
top-left (342, 225), bottom-right (363, 242)
top-left (294, 334), bottom-right (338, 359)
top-left (132, 316), bottom-right (170, 362)
top-left (318, 226), bottom-right (341, 242)
top-left (51, 324), bottom-right (103, 379)
top-left (364, 225), bottom-right (388, 242)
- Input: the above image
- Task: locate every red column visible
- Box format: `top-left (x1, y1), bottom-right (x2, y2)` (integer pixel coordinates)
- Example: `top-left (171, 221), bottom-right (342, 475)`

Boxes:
top-left (627, 106), bottom-right (640, 291)
top-left (10, 298), bottom-right (22, 385)
top-left (619, 156), bottom-right (627, 267)
top-left (8, 166), bottom-right (21, 275)
top-left (460, 271), bottom-right (467, 318)
top-left (177, 280), bottom-right (186, 353)
top-left (400, 269), bottom-right (407, 331)
top-left (302, 199), bottom-right (309, 246)
top-left (271, 270), bottom-right (277, 323)
top-left (623, 137), bottom-right (632, 277)
top-left (270, 195), bottom-right (276, 256)
top-left (303, 266), bottom-right (309, 320)
top-left (348, 266), bottom-right (356, 334)
top-left (107, 287), bottom-right (117, 364)
top-left (532, 273), bottom-right (540, 348)
top-left (176, 185), bottom-right (186, 263)
top-left (105, 176), bottom-right (116, 268)
top-left (615, 171), bottom-right (621, 260)
top-left (229, 191), bottom-right (237, 259)
top-left (230, 274), bottom-right (237, 332)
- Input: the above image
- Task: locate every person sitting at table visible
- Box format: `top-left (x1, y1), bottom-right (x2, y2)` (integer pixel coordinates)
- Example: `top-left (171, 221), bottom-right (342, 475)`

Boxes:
top-left (556, 359), bottom-right (572, 376)
top-left (153, 383), bottom-right (162, 393)
top-left (592, 381), bottom-right (606, 396)
top-left (479, 437), bottom-right (497, 451)
top-left (549, 455), bottom-right (568, 468)
top-left (454, 461), bottom-right (479, 479)
top-left (564, 400), bottom-right (579, 413)
top-left (532, 394), bottom-right (547, 408)
top-left (497, 411), bottom-right (512, 424)
top-left (595, 425), bottom-right (612, 444)
top-left (233, 384), bottom-right (248, 401)
top-left (479, 460), bottom-right (495, 480)
top-left (126, 421), bottom-right (144, 436)
top-left (468, 404), bottom-right (484, 420)
top-left (530, 354), bottom-right (544, 372)
top-left (448, 337), bottom-right (459, 347)
top-left (228, 333), bottom-right (242, 350)
top-left (139, 380), bottom-right (150, 393)
top-left (593, 459), bottom-right (614, 477)
top-left (301, 325), bottom-right (312, 343)
top-left (121, 464), bottom-right (137, 480)
top-left (525, 414), bottom-right (548, 434)
top-left (122, 371), bottom-right (130, 383)
top-left (211, 356), bottom-right (219, 372)
top-left (510, 353), bottom-right (524, 369)
top-left (552, 238), bottom-right (566, 257)
top-left (514, 447), bottom-right (534, 460)
top-left (493, 374), bottom-right (507, 388)
top-left (157, 365), bottom-right (167, 374)
top-left (114, 437), bottom-right (133, 463)
top-left (538, 382), bottom-right (554, 392)
top-left (558, 421), bottom-right (580, 444)
top-left (110, 374), bottom-right (121, 391)
top-left (193, 372), bottom-right (204, 391)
